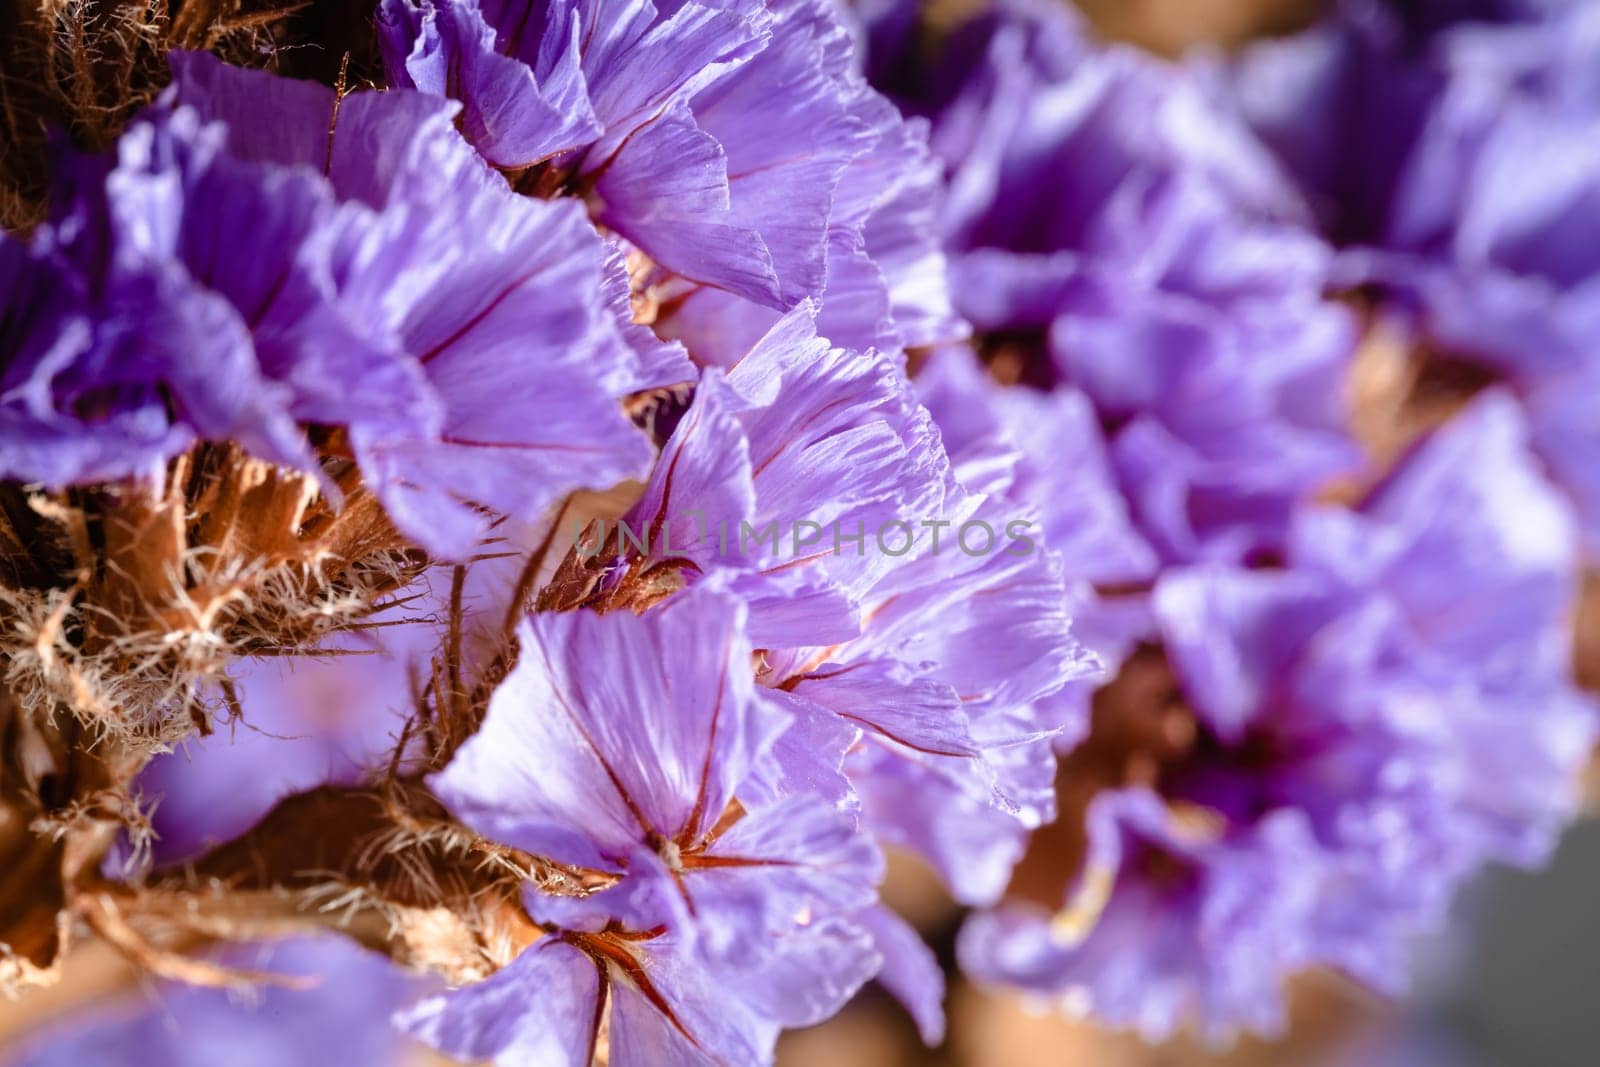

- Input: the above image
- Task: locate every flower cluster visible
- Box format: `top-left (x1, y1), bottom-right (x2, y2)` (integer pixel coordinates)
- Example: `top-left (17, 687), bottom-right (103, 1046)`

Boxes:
top-left (866, 0), bottom-right (1597, 1044)
top-left (0, 0), bottom-right (1594, 1062)
top-left (1230, 0), bottom-right (1600, 552)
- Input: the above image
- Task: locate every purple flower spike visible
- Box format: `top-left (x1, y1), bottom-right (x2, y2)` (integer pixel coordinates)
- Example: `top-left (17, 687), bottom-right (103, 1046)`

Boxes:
top-left (13, 0), bottom-right (1596, 1056)
top-left (959, 392), bottom-right (1596, 1043)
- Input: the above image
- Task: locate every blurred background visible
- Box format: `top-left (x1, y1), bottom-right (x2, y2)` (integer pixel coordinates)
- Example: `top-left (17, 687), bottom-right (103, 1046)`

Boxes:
top-left (1069, 0), bottom-right (1320, 54)
top-left (777, 820), bottom-right (1600, 1066)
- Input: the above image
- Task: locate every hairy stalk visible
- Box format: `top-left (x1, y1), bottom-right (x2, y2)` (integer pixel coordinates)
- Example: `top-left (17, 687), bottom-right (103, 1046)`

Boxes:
top-left (110, 780), bottom-right (611, 985)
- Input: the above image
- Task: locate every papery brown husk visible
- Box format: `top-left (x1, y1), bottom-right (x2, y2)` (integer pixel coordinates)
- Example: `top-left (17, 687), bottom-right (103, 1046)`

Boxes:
top-left (0, 443), bottom-right (423, 994)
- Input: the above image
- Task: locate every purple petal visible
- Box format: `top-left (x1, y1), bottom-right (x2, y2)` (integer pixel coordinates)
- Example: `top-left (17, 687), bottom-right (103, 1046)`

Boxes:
top-left (592, 98), bottom-right (781, 305)
top-left (397, 939), bottom-right (602, 1065)
top-left (857, 904), bottom-right (947, 1045)
top-left (378, 0), bottom-right (600, 168)
top-left (431, 584), bottom-right (773, 867)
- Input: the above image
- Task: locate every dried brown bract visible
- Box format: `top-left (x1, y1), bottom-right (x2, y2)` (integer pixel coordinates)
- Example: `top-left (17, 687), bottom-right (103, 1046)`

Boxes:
top-left (0, 0), bottom-right (383, 231)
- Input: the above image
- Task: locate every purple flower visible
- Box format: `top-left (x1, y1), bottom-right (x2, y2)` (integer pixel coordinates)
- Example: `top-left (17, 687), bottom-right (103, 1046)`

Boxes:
top-left (861, 0), bottom-right (1359, 803)
top-left (915, 343), bottom-right (1158, 746)
top-left (133, 620), bottom-right (428, 868)
top-left (959, 393), bottom-right (1596, 1042)
top-left (1230, 1), bottom-right (1600, 552)
top-left (400, 884), bottom-right (879, 1065)
top-left (961, 786), bottom-right (1326, 1042)
top-left (878, 1), bottom-right (1358, 567)
top-left (2, 120), bottom-right (320, 486)
top-left (3, 52), bottom-right (650, 560)
top-left (916, 346), bottom-right (1156, 589)
top-left (378, 0), bottom-right (960, 354)
top-left (880, 12), bottom-right (1595, 1040)
top-left (404, 584), bottom-right (887, 1062)
top-left (554, 306), bottom-right (950, 642)
top-left (3, 936), bottom-right (429, 1067)
top-left (0, 233), bottom-right (198, 486)
top-left (1290, 392), bottom-right (1596, 863)
top-left (538, 306), bottom-right (1092, 906)
top-left (1440, 3), bottom-right (1600, 105)
top-left (758, 481), bottom-right (1096, 905)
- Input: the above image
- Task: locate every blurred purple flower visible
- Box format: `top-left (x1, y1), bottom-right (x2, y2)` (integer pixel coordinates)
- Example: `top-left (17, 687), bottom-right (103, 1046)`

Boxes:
top-left (960, 393), bottom-right (1596, 1042)
top-left (1231, 0), bottom-right (1600, 552)
top-left (874, 0), bottom-right (1358, 568)
top-left (133, 611), bottom-right (433, 868)
top-left (3, 937), bottom-right (429, 1067)
top-left (915, 343), bottom-right (1157, 748)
